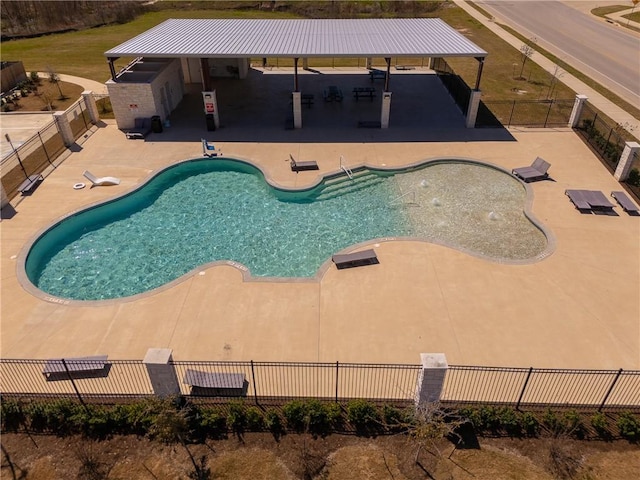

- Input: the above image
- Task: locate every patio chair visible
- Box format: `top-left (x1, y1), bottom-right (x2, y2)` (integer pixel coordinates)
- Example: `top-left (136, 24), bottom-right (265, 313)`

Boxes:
top-left (202, 138), bottom-right (221, 157)
top-left (512, 157), bottom-right (551, 182)
top-left (83, 170), bottom-right (121, 187)
top-left (290, 154), bottom-right (319, 172)
top-left (42, 354), bottom-right (109, 380)
top-left (566, 189), bottom-right (615, 212)
top-left (332, 249), bottom-right (379, 269)
top-left (611, 191), bottom-right (639, 214)
top-left (125, 117), bottom-right (151, 140)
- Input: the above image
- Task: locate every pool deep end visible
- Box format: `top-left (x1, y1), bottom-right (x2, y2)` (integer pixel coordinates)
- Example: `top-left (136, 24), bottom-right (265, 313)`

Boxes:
top-left (24, 158), bottom-right (549, 301)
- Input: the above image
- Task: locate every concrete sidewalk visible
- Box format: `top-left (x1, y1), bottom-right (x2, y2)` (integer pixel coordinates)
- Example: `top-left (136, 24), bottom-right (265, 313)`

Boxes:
top-left (454, 0), bottom-right (639, 140)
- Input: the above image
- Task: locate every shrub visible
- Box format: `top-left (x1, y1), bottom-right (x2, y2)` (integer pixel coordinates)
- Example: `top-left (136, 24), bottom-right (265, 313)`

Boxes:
top-left (617, 411), bottom-right (640, 442)
top-left (245, 406), bottom-right (265, 431)
top-left (305, 400), bottom-right (341, 437)
top-left (563, 410), bottom-right (586, 439)
top-left (498, 407), bottom-right (522, 436)
top-left (283, 400), bottom-right (307, 432)
top-left (520, 411), bottom-right (540, 437)
top-left (346, 399), bottom-right (379, 435)
top-left (30, 71), bottom-right (40, 84)
top-left (1, 398), bottom-right (25, 432)
top-left (265, 408), bottom-right (284, 436)
top-left (591, 412), bottom-right (610, 439)
top-left (381, 404), bottom-right (405, 431)
top-left (200, 407), bottom-right (227, 438)
top-left (148, 402), bottom-right (188, 443)
top-left (227, 401), bottom-right (247, 434)
top-left (627, 168), bottom-right (640, 187)
top-left (542, 408), bottom-right (564, 436)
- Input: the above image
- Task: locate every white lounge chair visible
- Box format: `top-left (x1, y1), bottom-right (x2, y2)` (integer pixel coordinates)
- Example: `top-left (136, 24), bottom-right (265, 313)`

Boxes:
top-left (202, 139), bottom-right (222, 157)
top-left (83, 170), bottom-right (121, 187)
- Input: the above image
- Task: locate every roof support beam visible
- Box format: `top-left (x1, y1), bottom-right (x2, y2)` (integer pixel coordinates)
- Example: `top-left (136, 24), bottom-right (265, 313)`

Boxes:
top-left (293, 57), bottom-right (299, 92)
top-left (201, 58), bottom-right (212, 91)
top-left (107, 57), bottom-right (118, 82)
top-left (474, 57), bottom-right (485, 91)
top-left (384, 57), bottom-right (391, 91)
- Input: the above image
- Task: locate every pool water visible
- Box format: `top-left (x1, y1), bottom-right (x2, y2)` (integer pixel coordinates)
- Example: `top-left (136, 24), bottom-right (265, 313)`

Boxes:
top-left (26, 159), bottom-right (547, 301)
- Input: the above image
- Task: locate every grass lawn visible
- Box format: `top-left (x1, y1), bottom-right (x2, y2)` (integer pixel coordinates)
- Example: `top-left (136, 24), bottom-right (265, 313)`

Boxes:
top-left (1, 5), bottom-right (574, 102)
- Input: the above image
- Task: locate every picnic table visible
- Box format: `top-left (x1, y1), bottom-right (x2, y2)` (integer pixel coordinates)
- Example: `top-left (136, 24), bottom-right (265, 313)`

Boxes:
top-left (353, 87), bottom-right (376, 101)
top-left (368, 69), bottom-right (386, 81)
top-left (301, 93), bottom-right (314, 107)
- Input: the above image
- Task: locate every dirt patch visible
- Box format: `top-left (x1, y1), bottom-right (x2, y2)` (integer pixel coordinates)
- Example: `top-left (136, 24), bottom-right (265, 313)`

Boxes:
top-left (3, 80), bottom-right (84, 112)
top-left (2, 433), bottom-right (638, 480)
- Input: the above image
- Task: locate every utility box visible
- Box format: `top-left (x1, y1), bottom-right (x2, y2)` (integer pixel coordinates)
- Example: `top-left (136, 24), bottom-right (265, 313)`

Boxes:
top-left (151, 115), bottom-right (163, 133)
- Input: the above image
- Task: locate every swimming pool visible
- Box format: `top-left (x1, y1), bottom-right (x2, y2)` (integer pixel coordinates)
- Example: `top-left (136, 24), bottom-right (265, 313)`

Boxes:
top-left (24, 158), bottom-right (549, 301)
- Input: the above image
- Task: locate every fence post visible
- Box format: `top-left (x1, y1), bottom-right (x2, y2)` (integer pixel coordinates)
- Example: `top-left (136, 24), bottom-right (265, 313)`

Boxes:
top-left (516, 367), bottom-right (533, 411)
top-left (568, 94), bottom-right (588, 128)
top-left (143, 348), bottom-right (180, 397)
top-left (335, 361), bottom-right (339, 403)
top-left (598, 369), bottom-right (623, 412)
top-left (543, 100), bottom-right (553, 127)
top-left (61, 359), bottom-right (90, 413)
top-left (508, 100), bottom-right (516, 126)
top-left (614, 142), bottom-right (640, 181)
top-left (82, 91), bottom-right (100, 125)
top-left (53, 111), bottom-right (74, 147)
top-left (415, 353), bottom-right (448, 405)
top-left (250, 360), bottom-right (258, 405)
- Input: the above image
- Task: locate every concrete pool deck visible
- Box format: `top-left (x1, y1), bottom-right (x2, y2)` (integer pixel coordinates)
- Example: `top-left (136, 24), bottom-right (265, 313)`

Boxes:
top-left (1, 123), bottom-right (639, 370)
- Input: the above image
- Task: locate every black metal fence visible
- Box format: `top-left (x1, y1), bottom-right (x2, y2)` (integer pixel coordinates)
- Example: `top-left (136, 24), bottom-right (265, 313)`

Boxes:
top-left (431, 57), bottom-right (471, 113)
top-left (2, 359), bottom-right (638, 411)
top-left (1, 95), bottom-right (99, 201)
top-left (476, 98), bottom-right (574, 128)
top-left (574, 102), bottom-right (627, 172)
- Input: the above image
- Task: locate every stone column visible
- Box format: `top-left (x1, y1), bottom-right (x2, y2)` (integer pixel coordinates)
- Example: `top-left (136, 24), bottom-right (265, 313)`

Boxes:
top-left (1, 183), bottom-right (9, 209)
top-left (415, 353), bottom-right (448, 405)
top-left (81, 90), bottom-right (100, 124)
top-left (143, 348), bottom-right (181, 397)
top-left (53, 111), bottom-right (74, 147)
top-left (381, 91), bottom-right (392, 129)
top-left (568, 94), bottom-right (588, 128)
top-left (465, 90), bottom-right (482, 128)
top-left (292, 91), bottom-right (302, 129)
top-left (614, 141), bottom-right (640, 181)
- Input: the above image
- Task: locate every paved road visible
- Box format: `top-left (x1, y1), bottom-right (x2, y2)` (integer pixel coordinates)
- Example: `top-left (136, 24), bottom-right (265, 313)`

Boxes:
top-left (477, 0), bottom-right (640, 108)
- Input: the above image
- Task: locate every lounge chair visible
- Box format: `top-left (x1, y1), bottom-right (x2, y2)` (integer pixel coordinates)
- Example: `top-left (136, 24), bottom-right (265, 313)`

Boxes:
top-left (17, 174), bottom-right (43, 195)
top-left (566, 189), bottom-right (615, 212)
top-left (611, 191), bottom-right (639, 213)
top-left (124, 117), bottom-right (151, 139)
top-left (43, 354), bottom-right (109, 380)
top-left (183, 368), bottom-right (248, 396)
top-left (290, 154), bottom-right (319, 172)
top-left (202, 138), bottom-right (221, 157)
top-left (512, 157), bottom-right (551, 182)
top-left (332, 249), bottom-right (379, 269)
top-left (83, 170), bottom-right (121, 187)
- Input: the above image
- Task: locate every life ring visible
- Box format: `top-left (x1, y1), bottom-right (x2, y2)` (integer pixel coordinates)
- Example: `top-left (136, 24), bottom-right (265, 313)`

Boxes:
top-left (73, 182), bottom-right (86, 190)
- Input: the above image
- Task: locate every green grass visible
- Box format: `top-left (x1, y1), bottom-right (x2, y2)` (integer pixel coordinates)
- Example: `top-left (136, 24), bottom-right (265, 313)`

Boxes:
top-left (591, 5), bottom-right (632, 16)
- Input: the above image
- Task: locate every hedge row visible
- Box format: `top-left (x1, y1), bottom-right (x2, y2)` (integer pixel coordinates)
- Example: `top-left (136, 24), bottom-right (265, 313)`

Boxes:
top-left (2, 397), bottom-right (639, 443)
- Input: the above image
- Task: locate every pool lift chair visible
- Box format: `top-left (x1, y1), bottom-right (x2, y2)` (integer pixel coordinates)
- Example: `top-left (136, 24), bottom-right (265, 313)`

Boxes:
top-left (289, 154), bottom-right (319, 172)
top-left (83, 170), bottom-right (121, 187)
top-left (202, 139), bottom-right (222, 157)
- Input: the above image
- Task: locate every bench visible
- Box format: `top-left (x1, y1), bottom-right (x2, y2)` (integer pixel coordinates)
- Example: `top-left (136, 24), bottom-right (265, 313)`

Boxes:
top-left (18, 174), bottom-right (43, 195)
top-left (43, 355), bottom-right (109, 380)
top-left (301, 94), bottom-right (314, 107)
top-left (183, 368), bottom-right (247, 396)
top-left (290, 154), bottom-right (319, 172)
top-left (611, 191), bottom-right (639, 213)
top-left (332, 249), bottom-right (379, 269)
top-left (323, 86), bottom-right (343, 102)
top-left (369, 69), bottom-right (386, 81)
top-left (353, 87), bottom-right (376, 101)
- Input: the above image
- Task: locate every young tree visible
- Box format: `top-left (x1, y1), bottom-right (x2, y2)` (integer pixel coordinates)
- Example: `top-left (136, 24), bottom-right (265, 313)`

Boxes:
top-left (518, 38), bottom-right (537, 80)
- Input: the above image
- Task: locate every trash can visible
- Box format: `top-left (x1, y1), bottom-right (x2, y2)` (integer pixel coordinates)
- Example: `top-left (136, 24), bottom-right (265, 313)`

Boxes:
top-left (151, 115), bottom-right (163, 133)
top-left (205, 114), bottom-right (216, 131)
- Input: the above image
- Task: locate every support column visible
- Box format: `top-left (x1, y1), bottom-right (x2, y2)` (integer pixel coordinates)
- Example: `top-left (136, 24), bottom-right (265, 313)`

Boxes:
top-left (614, 142), bottom-right (640, 181)
top-left (365, 58), bottom-right (372, 70)
top-left (53, 111), bottom-right (74, 147)
top-left (303, 58), bottom-right (309, 70)
top-left (568, 94), bottom-right (588, 128)
top-left (381, 91), bottom-right (392, 129)
top-left (143, 348), bottom-right (181, 397)
top-left (200, 58), bottom-right (212, 91)
top-left (465, 90), bottom-right (482, 128)
top-left (1, 184), bottom-right (9, 209)
top-left (293, 57), bottom-right (299, 92)
top-left (81, 90), bottom-right (99, 124)
top-left (415, 353), bottom-right (448, 405)
top-left (292, 91), bottom-right (302, 129)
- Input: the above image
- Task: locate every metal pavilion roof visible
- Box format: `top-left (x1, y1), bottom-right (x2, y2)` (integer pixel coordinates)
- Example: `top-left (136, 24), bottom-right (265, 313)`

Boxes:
top-left (104, 18), bottom-right (487, 59)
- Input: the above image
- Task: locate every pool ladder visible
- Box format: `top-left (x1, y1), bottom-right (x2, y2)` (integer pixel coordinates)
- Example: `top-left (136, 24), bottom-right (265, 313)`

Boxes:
top-left (339, 155), bottom-right (353, 180)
